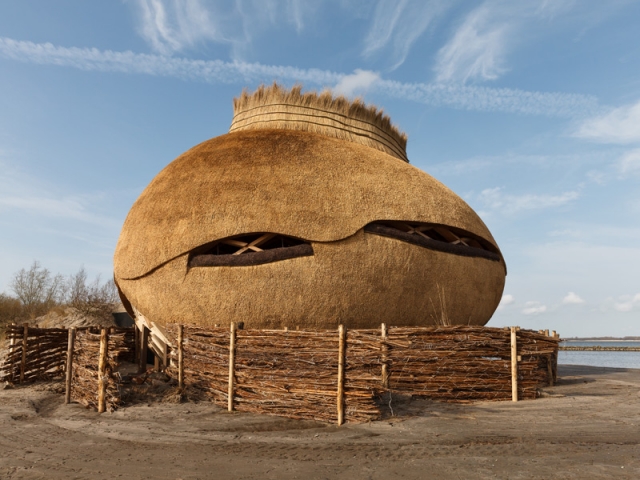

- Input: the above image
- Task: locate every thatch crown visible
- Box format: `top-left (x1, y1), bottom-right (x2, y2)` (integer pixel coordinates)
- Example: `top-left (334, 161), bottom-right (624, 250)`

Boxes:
top-left (230, 84), bottom-right (409, 162)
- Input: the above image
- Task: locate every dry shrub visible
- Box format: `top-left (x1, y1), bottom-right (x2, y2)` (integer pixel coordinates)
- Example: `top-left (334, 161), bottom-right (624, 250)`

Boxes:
top-left (66, 267), bottom-right (119, 322)
top-left (0, 293), bottom-right (25, 340)
top-left (1, 263), bottom-right (118, 334)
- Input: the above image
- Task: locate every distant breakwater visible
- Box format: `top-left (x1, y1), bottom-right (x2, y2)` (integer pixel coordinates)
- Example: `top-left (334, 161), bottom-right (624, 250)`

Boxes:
top-left (560, 346), bottom-right (640, 351)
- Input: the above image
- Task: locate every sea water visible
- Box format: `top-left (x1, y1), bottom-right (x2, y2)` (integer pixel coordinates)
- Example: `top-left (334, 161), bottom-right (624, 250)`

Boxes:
top-left (559, 341), bottom-right (640, 369)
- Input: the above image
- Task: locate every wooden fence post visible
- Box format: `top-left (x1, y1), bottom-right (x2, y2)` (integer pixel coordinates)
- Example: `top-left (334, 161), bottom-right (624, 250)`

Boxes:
top-left (337, 324), bottom-right (346, 426)
top-left (178, 324), bottom-right (184, 389)
top-left (162, 342), bottom-right (169, 370)
top-left (510, 326), bottom-right (518, 402)
top-left (228, 322), bottom-right (236, 412)
top-left (65, 328), bottom-right (76, 404)
top-left (8, 323), bottom-right (17, 382)
top-left (19, 323), bottom-right (29, 383)
top-left (139, 326), bottom-right (149, 373)
top-left (97, 328), bottom-right (108, 413)
top-left (134, 326), bottom-right (140, 366)
top-left (381, 323), bottom-right (389, 389)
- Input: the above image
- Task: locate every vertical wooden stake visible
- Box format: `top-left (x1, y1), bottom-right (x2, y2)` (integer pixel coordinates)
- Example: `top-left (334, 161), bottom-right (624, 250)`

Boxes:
top-left (510, 326), bottom-right (518, 402)
top-left (97, 328), bottom-right (108, 414)
top-left (381, 323), bottom-right (389, 389)
top-left (19, 323), bottom-right (29, 383)
top-left (544, 329), bottom-right (549, 337)
top-left (547, 354), bottom-right (554, 387)
top-left (551, 330), bottom-right (557, 338)
top-left (162, 342), bottom-right (169, 369)
top-left (228, 322), bottom-right (236, 412)
top-left (134, 327), bottom-right (140, 366)
top-left (178, 325), bottom-right (184, 389)
top-left (8, 323), bottom-right (17, 383)
top-left (65, 328), bottom-right (76, 404)
top-left (139, 326), bottom-right (149, 373)
top-left (337, 324), bottom-right (346, 426)
top-left (8, 323), bottom-right (16, 351)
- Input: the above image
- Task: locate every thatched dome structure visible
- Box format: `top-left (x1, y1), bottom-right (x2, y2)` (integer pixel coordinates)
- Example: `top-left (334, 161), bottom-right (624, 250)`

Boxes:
top-left (114, 85), bottom-right (506, 329)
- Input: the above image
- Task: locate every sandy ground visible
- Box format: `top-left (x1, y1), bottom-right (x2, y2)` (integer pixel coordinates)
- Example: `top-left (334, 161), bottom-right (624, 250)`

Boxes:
top-left (1, 365), bottom-right (639, 480)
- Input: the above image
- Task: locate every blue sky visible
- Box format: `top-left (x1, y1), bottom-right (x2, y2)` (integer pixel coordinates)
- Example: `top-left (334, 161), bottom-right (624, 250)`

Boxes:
top-left (1, 0), bottom-right (639, 336)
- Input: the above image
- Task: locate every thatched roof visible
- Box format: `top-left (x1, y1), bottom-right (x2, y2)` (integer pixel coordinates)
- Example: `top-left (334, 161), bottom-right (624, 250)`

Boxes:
top-left (114, 84), bottom-right (506, 329)
top-left (231, 84), bottom-right (408, 162)
top-left (114, 128), bottom-right (500, 280)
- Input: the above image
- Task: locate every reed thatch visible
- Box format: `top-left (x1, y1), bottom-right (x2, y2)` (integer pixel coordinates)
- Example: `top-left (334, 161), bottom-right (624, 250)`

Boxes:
top-left (114, 129), bottom-right (502, 280)
top-left (114, 85), bottom-right (506, 329)
top-left (118, 229), bottom-right (504, 329)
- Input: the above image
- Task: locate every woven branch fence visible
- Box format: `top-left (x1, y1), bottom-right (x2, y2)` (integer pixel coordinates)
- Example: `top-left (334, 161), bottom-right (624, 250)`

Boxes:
top-left (1, 323), bottom-right (559, 424)
top-left (163, 324), bottom-right (559, 424)
top-left (70, 328), bottom-right (135, 412)
top-left (0, 323), bottom-right (69, 383)
top-left (386, 327), bottom-right (556, 402)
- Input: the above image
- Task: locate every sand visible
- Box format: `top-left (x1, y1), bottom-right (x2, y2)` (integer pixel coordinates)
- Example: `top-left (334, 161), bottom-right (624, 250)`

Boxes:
top-left (1, 364), bottom-right (638, 479)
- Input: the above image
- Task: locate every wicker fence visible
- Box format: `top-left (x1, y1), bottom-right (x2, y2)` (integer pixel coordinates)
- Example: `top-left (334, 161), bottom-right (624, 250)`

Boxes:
top-left (70, 328), bottom-right (135, 412)
top-left (0, 323), bottom-right (69, 383)
top-left (386, 327), bottom-right (556, 402)
top-left (163, 324), bottom-right (559, 424)
top-left (1, 323), bottom-right (559, 424)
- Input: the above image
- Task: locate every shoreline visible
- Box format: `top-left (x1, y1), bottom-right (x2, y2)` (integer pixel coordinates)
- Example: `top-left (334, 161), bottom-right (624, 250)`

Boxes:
top-left (562, 339), bottom-right (640, 342)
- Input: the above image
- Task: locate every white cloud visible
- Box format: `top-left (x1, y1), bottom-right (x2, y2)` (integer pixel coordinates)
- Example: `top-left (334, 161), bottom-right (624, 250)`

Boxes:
top-left (363, 0), bottom-right (452, 70)
top-left (133, 0), bottom-right (316, 59)
top-left (0, 37), bottom-right (599, 117)
top-left (286, 0), bottom-right (307, 33)
top-left (434, 3), bottom-right (510, 83)
top-left (432, 0), bottom-right (618, 84)
top-left (619, 148), bottom-right (640, 176)
top-left (562, 292), bottom-right (584, 304)
top-left (333, 69), bottom-right (380, 97)
top-left (492, 241), bottom-right (640, 336)
top-left (497, 294), bottom-right (514, 310)
top-left (135, 0), bottom-right (225, 55)
top-left (376, 79), bottom-right (597, 117)
top-left (522, 301), bottom-right (547, 315)
top-left (575, 99), bottom-right (640, 144)
top-left (0, 36), bottom-right (342, 84)
top-left (614, 293), bottom-right (640, 312)
top-left (601, 293), bottom-right (640, 313)
top-left (478, 187), bottom-right (579, 215)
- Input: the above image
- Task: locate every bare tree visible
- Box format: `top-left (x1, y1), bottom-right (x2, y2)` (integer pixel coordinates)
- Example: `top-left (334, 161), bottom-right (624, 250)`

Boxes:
top-left (10, 261), bottom-right (65, 317)
top-left (67, 267), bottom-right (119, 321)
top-left (67, 266), bottom-right (89, 306)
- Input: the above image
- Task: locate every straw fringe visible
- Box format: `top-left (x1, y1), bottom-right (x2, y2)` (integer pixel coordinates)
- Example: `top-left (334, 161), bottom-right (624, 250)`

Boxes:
top-left (231, 84), bottom-right (408, 162)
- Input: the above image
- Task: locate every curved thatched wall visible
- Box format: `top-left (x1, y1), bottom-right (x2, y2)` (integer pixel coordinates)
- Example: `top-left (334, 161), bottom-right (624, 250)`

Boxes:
top-left (118, 230), bottom-right (505, 328)
top-left (114, 85), bottom-right (506, 328)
